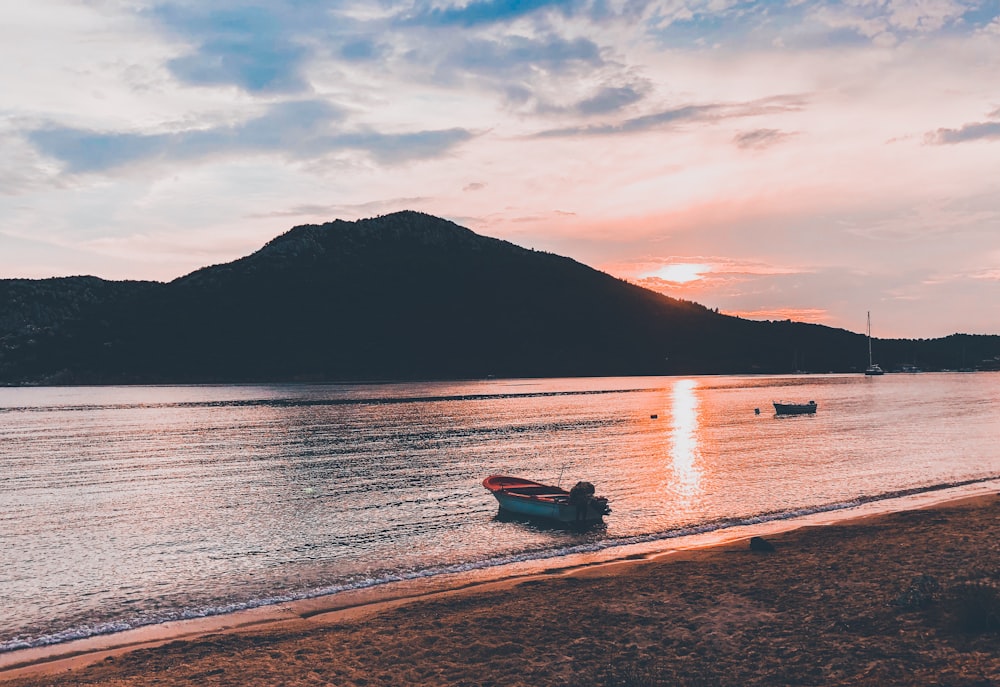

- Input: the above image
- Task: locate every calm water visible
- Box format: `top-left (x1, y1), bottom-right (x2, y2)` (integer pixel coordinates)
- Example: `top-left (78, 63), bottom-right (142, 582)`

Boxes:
top-left (2, 373), bottom-right (999, 651)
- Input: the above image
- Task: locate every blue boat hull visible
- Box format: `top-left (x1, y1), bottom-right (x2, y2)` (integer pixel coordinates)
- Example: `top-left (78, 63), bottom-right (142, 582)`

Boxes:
top-left (491, 491), bottom-right (606, 522)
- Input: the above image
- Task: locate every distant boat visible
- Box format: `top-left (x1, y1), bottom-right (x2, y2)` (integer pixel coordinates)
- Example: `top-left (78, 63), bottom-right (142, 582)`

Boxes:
top-left (865, 311), bottom-right (884, 376)
top-left (773, 400), bottom-right (817, 416)
top-left (482, 475), bottom-right (610, 523)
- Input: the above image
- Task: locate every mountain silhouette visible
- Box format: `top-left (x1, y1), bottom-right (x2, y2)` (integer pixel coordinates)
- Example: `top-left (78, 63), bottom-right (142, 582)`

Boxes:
top-left (1, 211), bottom-right (998, 384)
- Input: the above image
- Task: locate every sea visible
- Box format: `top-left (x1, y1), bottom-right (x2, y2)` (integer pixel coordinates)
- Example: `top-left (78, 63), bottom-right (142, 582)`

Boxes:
top-left (2, 372), bottom-right (999, 654)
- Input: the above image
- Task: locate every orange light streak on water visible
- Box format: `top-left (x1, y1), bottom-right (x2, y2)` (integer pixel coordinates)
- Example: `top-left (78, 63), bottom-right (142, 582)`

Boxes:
top-left (667, 379), bottom-right (703, 503)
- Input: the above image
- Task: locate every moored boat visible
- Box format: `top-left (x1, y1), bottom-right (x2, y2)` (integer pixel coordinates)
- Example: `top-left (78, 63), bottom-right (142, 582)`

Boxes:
top-left (482, 475), bottom-right (610, 523)
top-left (773, 400), bottom-right (817, 416)
top-left (865, 311), bottom-right (885, 376)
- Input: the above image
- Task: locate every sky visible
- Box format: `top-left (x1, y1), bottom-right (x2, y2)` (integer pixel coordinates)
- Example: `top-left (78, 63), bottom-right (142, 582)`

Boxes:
top-left (3, 0), bottom-right (1000, 339)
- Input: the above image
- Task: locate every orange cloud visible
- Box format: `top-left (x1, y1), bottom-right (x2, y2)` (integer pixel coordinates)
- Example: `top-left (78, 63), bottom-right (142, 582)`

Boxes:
top-left (721, 308), bottom-right (829, 324)
top-left (617, 257), bottom-right (805, 289)
top-left (641, 263), bottom-right (711, 283)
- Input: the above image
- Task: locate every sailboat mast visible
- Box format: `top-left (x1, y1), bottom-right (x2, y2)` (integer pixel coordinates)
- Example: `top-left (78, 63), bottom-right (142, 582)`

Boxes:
top-left (867, 311), bottom-right (872, 366)
top-left (864, 312), bottom-right (884, 375)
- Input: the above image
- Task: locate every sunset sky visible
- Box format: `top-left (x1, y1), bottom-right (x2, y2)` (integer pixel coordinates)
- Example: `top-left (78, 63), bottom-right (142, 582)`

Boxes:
top-left (3, 0), bottom-right (1000, 339)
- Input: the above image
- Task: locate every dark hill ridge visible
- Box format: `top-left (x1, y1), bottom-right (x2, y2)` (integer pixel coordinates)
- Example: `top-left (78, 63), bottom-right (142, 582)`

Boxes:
top-left (154, 211), bottom-right (727, 381)
top-left (1, 211), bottom-right (998, 384)
top-left (0, 276), bottom-right (159, 337)
top-left (175, 211), bottom-right (534, 288)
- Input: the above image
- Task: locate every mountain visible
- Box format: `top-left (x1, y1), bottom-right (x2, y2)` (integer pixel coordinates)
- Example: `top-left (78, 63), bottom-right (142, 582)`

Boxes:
top-left (1, 211), bottom-right (999, 384)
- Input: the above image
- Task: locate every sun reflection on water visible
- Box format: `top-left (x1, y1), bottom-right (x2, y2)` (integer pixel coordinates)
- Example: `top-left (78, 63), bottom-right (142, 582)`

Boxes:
top-left (668, 378), bottom-right (702, 500)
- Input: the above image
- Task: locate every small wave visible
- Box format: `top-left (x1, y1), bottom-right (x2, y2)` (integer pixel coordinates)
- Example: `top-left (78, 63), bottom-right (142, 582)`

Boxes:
top-left (4, 476), bottom-right (994, 656)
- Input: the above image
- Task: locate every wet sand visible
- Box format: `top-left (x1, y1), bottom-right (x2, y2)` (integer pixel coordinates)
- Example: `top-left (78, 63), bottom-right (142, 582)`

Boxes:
top-left (3, 490), bottom-right (1000, 686)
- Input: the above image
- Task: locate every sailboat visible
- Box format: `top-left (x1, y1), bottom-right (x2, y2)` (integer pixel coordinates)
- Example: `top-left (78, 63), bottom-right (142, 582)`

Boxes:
top-left (865, 311), bottom-right (884, 376)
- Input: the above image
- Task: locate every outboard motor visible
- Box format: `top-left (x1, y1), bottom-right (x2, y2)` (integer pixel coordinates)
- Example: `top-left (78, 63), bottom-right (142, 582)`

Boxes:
top-left (569, 481), bottom-right (610, 518)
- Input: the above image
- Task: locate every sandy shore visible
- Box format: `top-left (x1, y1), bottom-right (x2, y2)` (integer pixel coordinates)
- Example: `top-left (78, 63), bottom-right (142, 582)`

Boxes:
top-left (4, 490), bottom-right (1000, 686)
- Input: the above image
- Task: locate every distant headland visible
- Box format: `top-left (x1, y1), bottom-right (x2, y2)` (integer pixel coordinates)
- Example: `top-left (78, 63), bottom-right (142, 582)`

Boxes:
top-left (2, 211), bottom-right (999, 385)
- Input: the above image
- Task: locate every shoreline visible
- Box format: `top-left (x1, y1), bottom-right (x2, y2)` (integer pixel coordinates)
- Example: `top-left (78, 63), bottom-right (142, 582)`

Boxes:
top-left (3, 480), bottom-right (999, 684)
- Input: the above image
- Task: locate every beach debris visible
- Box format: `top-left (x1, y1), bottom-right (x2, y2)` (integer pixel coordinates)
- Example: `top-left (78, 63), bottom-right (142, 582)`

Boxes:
top-left (944, 581), bottom-right (1000, 633)
top-left (892, 573), bottom-right (940, 608)
top-left (749, 536), bottom-right (775, 552)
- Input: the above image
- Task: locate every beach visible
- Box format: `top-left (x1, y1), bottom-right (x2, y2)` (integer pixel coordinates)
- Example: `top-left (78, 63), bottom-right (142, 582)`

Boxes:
top-left (3, 491), bottom-right (999, 686)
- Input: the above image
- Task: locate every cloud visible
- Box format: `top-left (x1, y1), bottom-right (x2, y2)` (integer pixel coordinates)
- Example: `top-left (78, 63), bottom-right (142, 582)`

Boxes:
top-left (575, 85), bottom-right (647, 115)
top-left (149, 3), bottom-right (332, 93)
top-left (339, 38), bottom-right (387, 62)
top-left (250, 197), bottom-right (432, 220)
top-left (167, 42), bottom-right (309, 93)
top-left (629, 256), bottom-right (805, 290)
top-left (927, 120), bottom-right (1000, 144)
top-left (510, 210), bottom-right (578, 223)
top-left (332, 127), bottom-right (475, 163)
top-left (27, 100), bottom-right (341, 172)
top-left (140, 1), bottom-right (634, 125)
top-left (733, 128), bottom-right (796, 150)
top-left (884, 0), bottom-right (977, 33)
top-left (921, 266), bottom-right (1000, 285)
top-left (645, 0), bottom-right (1000, 52)
top-left (500, 79), bottom-right (650, 117)
top-left (446, 34), bottom-right (603, 77)
top-left (400, 0), bottom-right (575, 27)
top-left (138, 0), bottom-right (1000, 103)
top-left (534, 104), bottom-right (722, 137)
top-left (399, 0), bottom-right (663, 29)
top-left (533, 95), bottom-right (803, 137)
top-left (410, 31), bottom-right (612, 112)
top-left (27, 100), bottom-right (474, 172)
